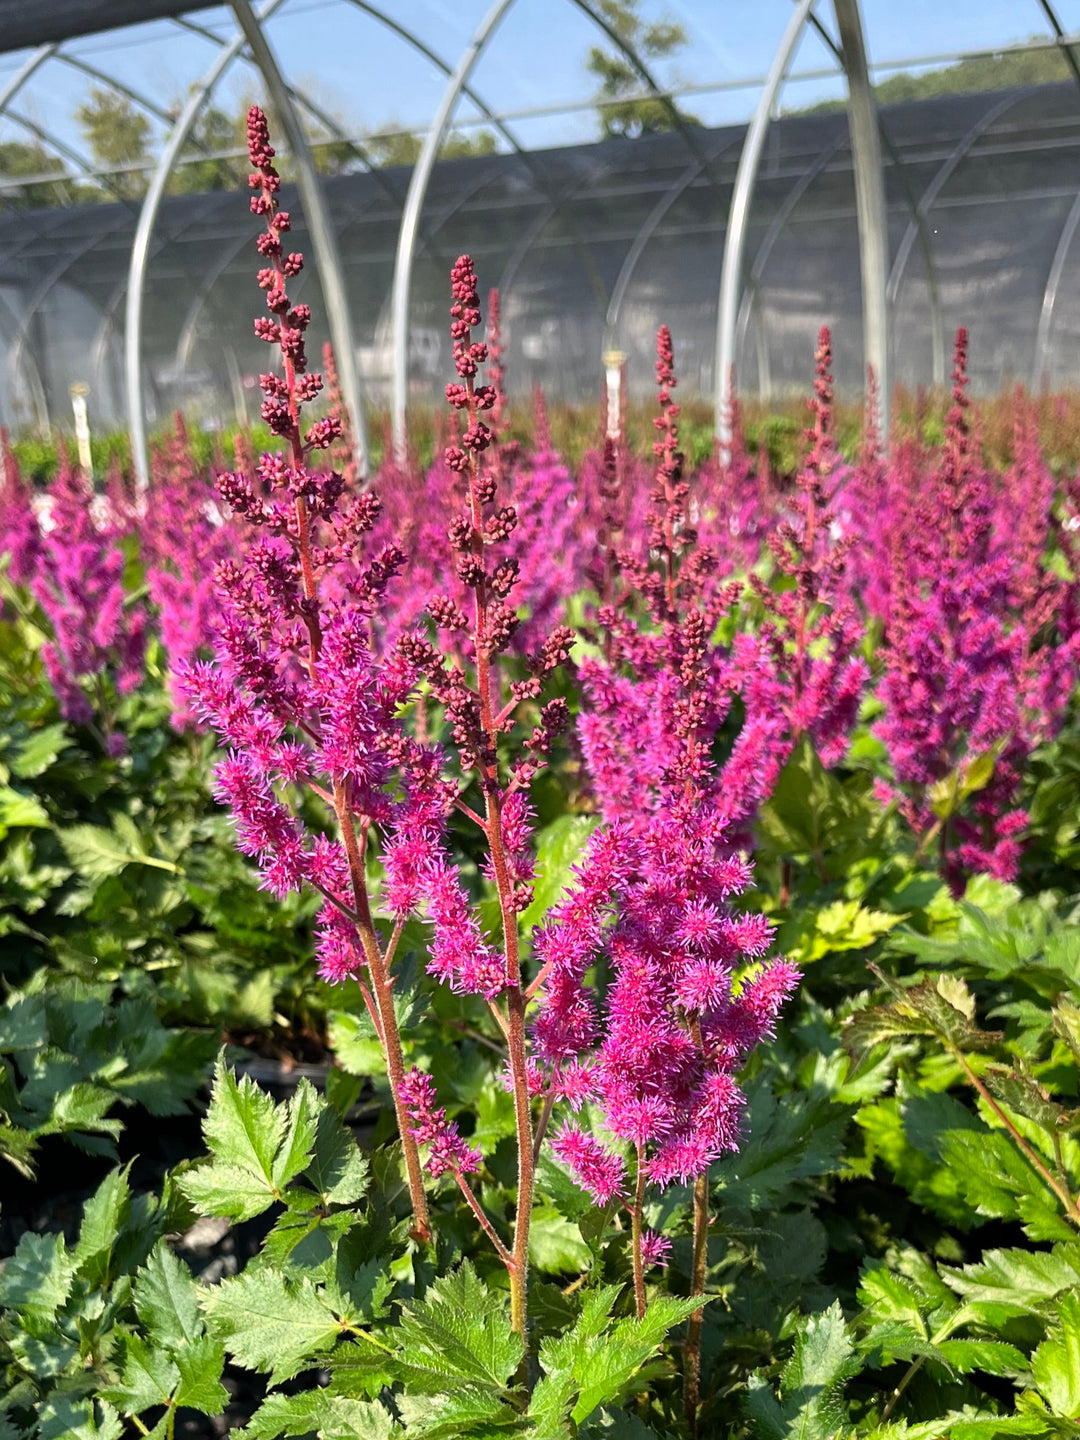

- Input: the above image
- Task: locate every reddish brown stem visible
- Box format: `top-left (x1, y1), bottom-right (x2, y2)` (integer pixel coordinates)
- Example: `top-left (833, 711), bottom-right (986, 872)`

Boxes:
top-left (462, 355), bottom-right (535, 1341)
top-left (631, 1143), bottom-right (647, 1320)
top-left (456, 1172), bottom-right (514, 1268)
top-left (259, 159), bottom-right (432, 1242)
top-left (683, 1169), bottom-right (709, 1435)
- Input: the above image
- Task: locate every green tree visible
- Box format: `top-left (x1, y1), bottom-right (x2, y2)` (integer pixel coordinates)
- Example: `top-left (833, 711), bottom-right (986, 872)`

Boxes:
top-left (797, 37), bottom-right (1073, 115)
top-left (585, 0), bottom-right (697, 139)
top-left (364, 125), bottom-right (498, 168)
top-left (0, 140), bottom-right (77, 209)
top-left (75, 87), bottom-right (153, 201)
top-left (170, 103), bottom-right (247, 194)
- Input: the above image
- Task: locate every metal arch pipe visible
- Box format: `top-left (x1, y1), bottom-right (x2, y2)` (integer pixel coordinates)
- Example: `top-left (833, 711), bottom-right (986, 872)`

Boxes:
top-left (55, 52), bottom-right (192, 130)
top-left (715, 0), bottom-right (816, 448)
top-left (736, 129), bottom-right (848, 401)
top-left (227, 0), bottom-right (368, 479)
top-left (569, 0), bottom-right (722, 179)
top-left (832, 0), bottom-right (890, 435)
top-left (344, 0), bottom-right (530, 163)
top-left (175, 10), bottom-right (408, 208)
top-left (0, 44), bottom-right (56, 118)
top-left (1035, 0), bottom-right (1080, 93)
top-left (389, 0), bottom-right (517, 461)
top-left (886, 91), bottom-right (1028, 381)
top-left (124, 0), bottom-right (288, 490)
top-left (1032, 187), bottom-right (1080, 385)
top-left (605, 131), bottom-right (743, 349)
top-left (7, 216), bottom-right (131, 414)
top-left (99, 183), bottom-right (256, 406)
top-left (802, 6), bottom-right (944, 389)
top-left (173, 175), bottom-right (393, 379)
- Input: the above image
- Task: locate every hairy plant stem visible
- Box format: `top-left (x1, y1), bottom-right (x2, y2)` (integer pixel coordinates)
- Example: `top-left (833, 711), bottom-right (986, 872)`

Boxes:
top-left (631, 1143), bottom-right (647, 1320)
top-left (456, 1172), bottom-right (514, 1266)
top-left (334, 780), bottom-right (430, 1242)
top-left (464, 371), bottom-right (535, 1342)
top-left (264, 196), bottom-right (432, 1243)
top-left (683, 1169), bottom-right (709, 1435)
top-left (949, 1042), bottom-right (1080, 1227)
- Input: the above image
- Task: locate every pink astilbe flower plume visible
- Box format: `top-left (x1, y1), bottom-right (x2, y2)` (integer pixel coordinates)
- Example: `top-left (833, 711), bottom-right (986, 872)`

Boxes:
top-left (871, 332), bottom-right (1080, 885)
top-left (15, 452), bottom-right (147, 749)
top-left (534, 325), bottom-right (798, 1325)
top-left (143, 414), bottom-right (242, 727)
top-left (735, 327), bottom-right (868, 790)
top-left (177, 105), bottom-right (491, 1245)
top-left (399, 1068), bottom-right (482, 1178)
top-left (0, 431), bottom-right (42, 588)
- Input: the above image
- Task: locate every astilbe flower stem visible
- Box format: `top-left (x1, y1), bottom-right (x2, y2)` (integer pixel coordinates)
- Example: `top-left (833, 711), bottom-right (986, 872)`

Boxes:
top-left (237, 108), bottom-right (431, 1241)
top-left (631, 1142), bottom-right (648, 1320)
top-left (448, 257), bottom-right (535, 1337)
top-left (538, 328), bottom-right (798, 1424)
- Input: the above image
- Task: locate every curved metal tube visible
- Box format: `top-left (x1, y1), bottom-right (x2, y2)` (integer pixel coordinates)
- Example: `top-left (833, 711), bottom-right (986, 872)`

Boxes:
top-left (886, 91), bottom-right (1027, 382)
top-left (736, 129), bottom-right (848, 401)
top-left (0, 44), bottom-right (56, 118)
top-left (124, 0), bottom-right (289, 489)
top-left (1035, 0), bottom-right (1080, 92)
top-left (3, 108), bottom-right (137, 209)
top-left (832, 0), bottom-right (890, 433)
top-left (605, 131), bottom-right (742, 348)
top-left (1033, 186), bottom-right (1080, 384)
top-left (389, 0), bottom-right (517, 460)
top-left (228, 0), bottom-right (368, 479)
top-left (8, 216), bottom-right (131, 412)
top-left (715, 0), bottom-right (816, 446)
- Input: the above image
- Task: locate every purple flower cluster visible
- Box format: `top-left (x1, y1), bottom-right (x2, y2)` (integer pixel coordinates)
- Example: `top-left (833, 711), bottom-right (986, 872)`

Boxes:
top-left (143, 415), bottom-right (241, 727)
top-left (23, 457), bottom-right (145, 747)
top-left (399, 1068), bottom-right (481, 1178)
top-left (865, 331), bottom-right (1080, 883)
top-left (534, 327), bottom-right (798, 1209)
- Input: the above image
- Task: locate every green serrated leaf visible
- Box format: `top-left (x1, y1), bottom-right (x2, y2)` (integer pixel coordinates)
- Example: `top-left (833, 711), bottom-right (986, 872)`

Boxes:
top-left (537, 1288), bottom-right (706, 1428)
top-left (934, 1338), bottom-right (1027, 1376)
top-left (0, 784), bottom-right (50, 829)
top-left (305, 1095), bottom-right (370, 1206)
top-left (58, 820), bottom-right (178, 882)
top-left (174, 1335), bottom-right (229, 1414)
top-left (395, 1389), bottom-right (522, 1437)
top-left (940, 1130), bottom-right (1075, 1242)
top-left (393, 1261), bottom-right (523, 1394)
top-left (745, 1302), bottom-right (859, 1440)
top-left (238, 1392), bottom-right (400, 1440)
top-left (202, 1267), bottom-right (347, 1385)
top-left (11, 723), bottom-right (70, 779)
top-left (943, 1243), bottom-right (1080, 1310)
top-left (98, 1332), bottom-right (180, 1413)
top-left (0, 1230), bottom-right (76, 1319)
top-left (134, 1240), bottom-right (202, 1347)
top-left (35, 1397), bottom-right (124, 1440)
top-left (1032, 1290), bottom-right (1080, 1417)
top-left (74, 1165), bottom-right (132, 1288)
top-left (272, 1078), bottom-right (321, 1191)
top-left (179, 1057), bottom-right (315, 1221)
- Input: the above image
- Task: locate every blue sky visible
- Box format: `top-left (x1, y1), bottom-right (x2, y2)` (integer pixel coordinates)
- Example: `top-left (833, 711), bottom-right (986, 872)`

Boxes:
top-left (3, 0), bottom-right (1079, 163)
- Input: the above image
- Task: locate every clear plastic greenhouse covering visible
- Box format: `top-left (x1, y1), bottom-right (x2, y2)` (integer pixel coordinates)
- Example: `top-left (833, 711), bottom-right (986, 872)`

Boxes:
top-left (3, 78), bottom-right (1080, 434)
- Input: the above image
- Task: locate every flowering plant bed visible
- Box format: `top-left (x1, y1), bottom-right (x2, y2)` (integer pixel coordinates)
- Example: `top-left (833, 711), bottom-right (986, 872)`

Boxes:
top-left (3, 108), bottom-right (1080, 1439)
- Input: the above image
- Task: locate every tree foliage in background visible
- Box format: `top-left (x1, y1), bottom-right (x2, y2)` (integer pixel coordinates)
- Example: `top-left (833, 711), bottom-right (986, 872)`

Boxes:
top-left (75, 87), bottom-right (153, 202)
top-left (0, 141), bottom-right (78, 209)
top-left (585, 0), bottom-right (698, 138)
